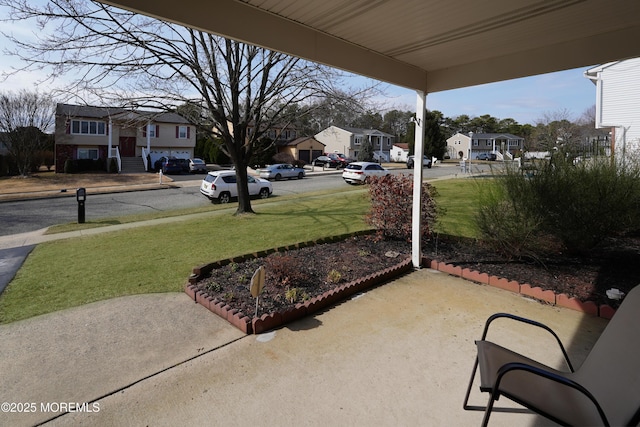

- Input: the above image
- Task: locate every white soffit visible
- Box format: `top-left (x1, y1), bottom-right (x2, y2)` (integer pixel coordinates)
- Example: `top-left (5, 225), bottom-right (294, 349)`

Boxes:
top-left (100, 0), bottom-right (640, 92)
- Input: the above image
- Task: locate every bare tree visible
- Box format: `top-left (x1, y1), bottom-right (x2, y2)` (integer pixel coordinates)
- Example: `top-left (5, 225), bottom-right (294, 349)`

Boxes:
top-left (0, 90), bottom-right (55, 176)
top-left (530, 109), bottom-right (580, 153)
top-left (0, 0), bottom-right (377, 214)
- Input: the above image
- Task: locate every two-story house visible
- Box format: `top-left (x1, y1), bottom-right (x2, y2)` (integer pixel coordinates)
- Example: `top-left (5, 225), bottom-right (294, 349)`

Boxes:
top-left (446, 132), bottom-right (524, 160)
top-left (55, 103), bottom-right (195, 173)
top-left (584, 57), bottom-right (640, 159)
top-left (314, 125), bottom-right (394, 162)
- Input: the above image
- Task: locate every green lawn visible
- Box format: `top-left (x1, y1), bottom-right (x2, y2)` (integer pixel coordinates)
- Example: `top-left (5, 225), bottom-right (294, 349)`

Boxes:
top-left (0, 178), bottom-right (486, 324)
top-left (430, 177), bottom-right (486, 238)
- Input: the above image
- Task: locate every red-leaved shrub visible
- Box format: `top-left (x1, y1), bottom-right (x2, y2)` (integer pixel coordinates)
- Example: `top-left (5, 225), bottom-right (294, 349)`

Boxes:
top-left (365, 174), bottom-right (438, 241)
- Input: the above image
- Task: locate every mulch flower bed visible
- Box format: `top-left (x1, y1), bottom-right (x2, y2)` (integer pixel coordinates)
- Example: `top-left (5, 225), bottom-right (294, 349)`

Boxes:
top-left (186, 232), bottom-right (640, 333)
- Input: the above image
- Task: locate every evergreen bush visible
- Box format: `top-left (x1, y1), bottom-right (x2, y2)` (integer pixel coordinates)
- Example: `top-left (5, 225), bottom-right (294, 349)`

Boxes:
top-left (476, 154), bottom-right (640, 255)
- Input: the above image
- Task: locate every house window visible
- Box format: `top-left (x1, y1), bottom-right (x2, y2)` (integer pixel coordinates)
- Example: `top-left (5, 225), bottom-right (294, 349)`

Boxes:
top-left (78, 148), bottom-right (99, 160)
top-left (143, 124), bottom-right (159, 138)
top-left (71, 120), bottom-right (106, 135)
top-left (176, 125), bottom-right (189, 139)
top-left (509, 140), bottom-right (519, 147)
top-left (472, 139), bottom-right (479, 146)
top-left (355, 136), bottom-right (362, 145)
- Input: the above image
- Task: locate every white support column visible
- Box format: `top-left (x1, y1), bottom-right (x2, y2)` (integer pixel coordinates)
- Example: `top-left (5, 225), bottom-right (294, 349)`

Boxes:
top-left (108, 118), bottom-right (113, 156)
top-left (147, 122), bottom-right (151, 153)
top-left (411, 91), bottom-right (426, 268)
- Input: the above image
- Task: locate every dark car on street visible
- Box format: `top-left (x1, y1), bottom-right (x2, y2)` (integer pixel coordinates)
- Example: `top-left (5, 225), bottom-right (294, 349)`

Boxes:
top-left (313, 153), bottom-right (350, 168)
top-left (313, 155), bottom-right (341, 168)
top-left (154, 156), bottom-right (188, 174)
top-left (476, 152), bottom-right (497, 161)
top-left (406, 155), bottom-right (432, 169)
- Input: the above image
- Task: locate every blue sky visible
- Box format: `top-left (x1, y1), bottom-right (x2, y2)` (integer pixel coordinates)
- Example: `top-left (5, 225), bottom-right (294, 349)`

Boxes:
top-left (0, 44), bottom-right (595, 127)
top-left (375, 67), bottom-right (596, 125)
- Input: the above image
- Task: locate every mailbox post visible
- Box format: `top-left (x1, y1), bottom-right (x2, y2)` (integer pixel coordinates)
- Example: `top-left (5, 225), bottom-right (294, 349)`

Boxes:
top-left (76, 187), bottom-right (86, 224)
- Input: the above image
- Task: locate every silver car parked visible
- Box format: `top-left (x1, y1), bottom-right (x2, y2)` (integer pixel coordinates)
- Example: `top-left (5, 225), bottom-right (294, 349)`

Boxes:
top-left (258, 163), bottom-right (305, 180)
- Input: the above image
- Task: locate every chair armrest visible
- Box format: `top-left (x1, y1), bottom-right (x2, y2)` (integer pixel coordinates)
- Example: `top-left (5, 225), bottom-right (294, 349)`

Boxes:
top-left (493, 362), bottom-right (609, 426)
top-left (481, 313), bottom-right (574, 372)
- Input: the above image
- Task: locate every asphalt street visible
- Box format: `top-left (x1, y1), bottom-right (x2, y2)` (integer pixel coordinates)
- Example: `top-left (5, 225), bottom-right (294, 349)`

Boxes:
top-left (0, 245), bottom-right (34, 295)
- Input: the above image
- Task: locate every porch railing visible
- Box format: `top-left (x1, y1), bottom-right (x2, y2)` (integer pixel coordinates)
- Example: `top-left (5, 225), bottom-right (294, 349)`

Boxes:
top-left (141, 147), bottom-right (148, 171)
top-left (109, 147), bottom-right (121, 172)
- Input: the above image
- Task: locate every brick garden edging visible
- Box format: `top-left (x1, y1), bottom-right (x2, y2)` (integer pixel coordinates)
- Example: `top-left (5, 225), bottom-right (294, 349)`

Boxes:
top-left (184, 231), bottom-right (414, 334)
top-left (185, 257), bottom-right (413, 334)
top-left (184, 233), bottom-right (617, 334)
top-left (423, 257), bottom-right (617, 320)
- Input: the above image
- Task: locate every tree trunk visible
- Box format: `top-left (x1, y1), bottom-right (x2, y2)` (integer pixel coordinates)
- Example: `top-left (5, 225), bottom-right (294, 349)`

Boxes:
top-left (234, 164), bottom-right (255, 215)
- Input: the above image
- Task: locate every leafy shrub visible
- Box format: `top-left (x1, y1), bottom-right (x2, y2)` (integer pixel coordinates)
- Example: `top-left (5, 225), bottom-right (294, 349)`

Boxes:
top-left (475, 175), bottom-right (547, 259)
top-left (63, 158), bottom-right (110, 173)
top-left (477, 155), bottom-right (640, 254)
top-left (533, 155), bottom-right (640, 252)
top-left (365, 174), bottom-right (438, 241)
top-left (264, 253), bottom-right (309, 288)
top-left (63, 159), bottom-right (76, 174)
top-left (107, 157), bottom-right (118, 173)
top-left (272, 152), bottom-right (295, 164)
top-left (0, 154), bottom-right (18, 176)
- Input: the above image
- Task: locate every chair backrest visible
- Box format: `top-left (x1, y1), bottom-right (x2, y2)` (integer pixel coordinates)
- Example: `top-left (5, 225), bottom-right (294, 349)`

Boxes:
top-left (577, 285), bottom-right (640, 425)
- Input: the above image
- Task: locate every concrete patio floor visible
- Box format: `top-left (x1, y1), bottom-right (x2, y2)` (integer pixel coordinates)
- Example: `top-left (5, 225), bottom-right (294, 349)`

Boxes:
top-left (0, 268), bottom-right (608, 426)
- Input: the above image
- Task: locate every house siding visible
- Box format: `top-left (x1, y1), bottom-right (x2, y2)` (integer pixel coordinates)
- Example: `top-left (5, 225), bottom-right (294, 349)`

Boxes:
top-left (315, 125), bottom-right (394, 160)
top-left (593, 58), bottom-right (640, 156)
top-left (315, 126), bottom-right (352, 155)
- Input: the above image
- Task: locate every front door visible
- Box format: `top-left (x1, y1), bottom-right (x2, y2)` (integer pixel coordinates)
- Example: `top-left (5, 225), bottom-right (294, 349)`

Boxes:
top-left (119, 137), bottom-right (136, 157)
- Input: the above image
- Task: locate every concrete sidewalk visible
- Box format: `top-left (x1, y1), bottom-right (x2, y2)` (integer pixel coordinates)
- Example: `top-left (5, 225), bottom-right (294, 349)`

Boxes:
top-left (0, 268), bottom-right (607, 426)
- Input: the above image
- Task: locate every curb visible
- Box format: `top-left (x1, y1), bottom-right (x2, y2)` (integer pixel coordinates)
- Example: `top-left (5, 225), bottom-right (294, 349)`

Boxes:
top-left (0, 183), bottom-right (177, 203)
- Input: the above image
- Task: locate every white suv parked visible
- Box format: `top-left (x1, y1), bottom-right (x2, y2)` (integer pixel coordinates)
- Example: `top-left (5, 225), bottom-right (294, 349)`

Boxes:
top-left (200, 170), bottom-right (272, 203)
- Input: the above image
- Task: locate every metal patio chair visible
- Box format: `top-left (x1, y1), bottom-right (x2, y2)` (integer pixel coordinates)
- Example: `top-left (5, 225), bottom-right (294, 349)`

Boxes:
top-left (463, 285), bottom-right (640, 426)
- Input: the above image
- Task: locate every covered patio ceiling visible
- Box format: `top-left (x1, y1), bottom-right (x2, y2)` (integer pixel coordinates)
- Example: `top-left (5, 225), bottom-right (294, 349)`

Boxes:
top-left (101, 0), bottom-right (640, 93)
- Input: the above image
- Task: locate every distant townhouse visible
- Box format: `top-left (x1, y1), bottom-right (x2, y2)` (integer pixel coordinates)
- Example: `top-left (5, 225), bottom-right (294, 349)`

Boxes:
top-left (314, 125), bottom-right (394, 162)
top-left (55, 103), bottom-right (195, 173)
top-left (446, 132), bottom-right (524, 160)
top-left (584, 57), bottom-right (640, 159)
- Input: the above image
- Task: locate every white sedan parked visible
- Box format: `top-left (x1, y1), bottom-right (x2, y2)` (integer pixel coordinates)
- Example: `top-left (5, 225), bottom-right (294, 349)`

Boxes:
top-left (342, 161), bottom-right (389, 184)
